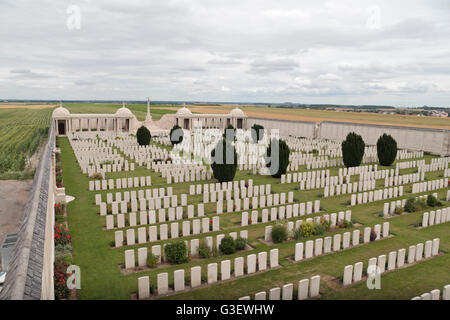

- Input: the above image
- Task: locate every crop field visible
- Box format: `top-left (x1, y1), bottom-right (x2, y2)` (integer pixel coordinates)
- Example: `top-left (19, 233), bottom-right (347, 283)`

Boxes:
top-left (63, 103), bottom-right (177, 121)
top-left (0, 107), bottom-right (53, 179)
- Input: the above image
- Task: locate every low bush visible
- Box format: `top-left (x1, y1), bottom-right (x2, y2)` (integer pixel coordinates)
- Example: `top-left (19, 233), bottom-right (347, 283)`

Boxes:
top-left (147, 253), bottom-right (159, 268)
top-left (198, 240), bottom-right (211, 258)
top-left (219, 236), bottom-right (236, 254)
top-left (54, 224), bottom-right (71, 246)
top-left (235, 237), bottom-right (247, 250)
top-left (271, 224), bottom-right (288, 243)
top-left (394, 206), bottom-right (403, 215)
top-left (341, 220), bottom-right (354, 229)
top-left (294, 221), bottom-right (315, 239)
top-left (427, 195), bottom-right (441, 207)
top-left (404, 198), bottom-right (428, 212)
top-left (313, 219), bottom-right (330, 236)
top-left (54, 257), bottom-right (70, 300)
top-left (164, 240), bottom-right (188, 264)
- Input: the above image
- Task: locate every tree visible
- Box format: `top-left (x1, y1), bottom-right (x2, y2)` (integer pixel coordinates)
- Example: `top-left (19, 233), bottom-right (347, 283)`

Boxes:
top-left (251, 124), bottom-right (264, 143)
top-left (136, 125), bottom-right (151, 146)
top-left (265, 138), bottom-right (290, 178)
top-left (170, 125), bottom-right (184, 145)
top-left (377, 133), bottom-right (397, 166)
top-left (223, 124), bottom-right (236, 141)
top-left (341, 132), bottom-right (365, 167)
top-left (210, 138), bottom-right (238, 182)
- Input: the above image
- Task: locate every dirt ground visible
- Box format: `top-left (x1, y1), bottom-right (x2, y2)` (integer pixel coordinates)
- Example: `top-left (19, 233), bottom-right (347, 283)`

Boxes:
top-left (0, 179), bottom-right (32, 269)
top-left (0, 103), bottom-right (55, 109)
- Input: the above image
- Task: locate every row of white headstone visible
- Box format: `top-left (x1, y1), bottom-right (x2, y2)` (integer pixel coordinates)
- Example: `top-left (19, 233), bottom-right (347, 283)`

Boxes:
top-left (242, 200), bottom-right (324, 227)
top-left (138, 248), bottom-right (280, 299)
top-left (351, 186), bottom-right (404, 206)
top-left (294, 223), bottom-right (389, 262)
top-left (89, 175), bottom-right (152, 191)
top-left (165, 170), bottom-right (212, 184)
top-left (124, 229), bottom-right (248, 268)
top-left (396, 159), bottom-right (425, 170)
top-left (325, 180), bottom-right (377, 198)
top-left (116, 216), bottom-right (220, 246)
top-left (96, 187), bottom-right (174, 205)
top-left (384, 172), bottom-right (424, 187)
top-left (397, 150), bottom-right (423, 160)
top-left (422, 207), bottom-right (449, 228)
top-left (219, 191), bottom-right (295, 213)
top-left (411, 178), bottom-right (448, 194)
top-left (281, 169), bottom-right (330, 184)
top-left (343, 238), bottom-right (440, 286)
top-left (203, 186), bottom-right (275, 204)
top-left (238, 275), bottom-right (321, 300)
top-left (100, 195), bottom-right (189, 216)
top-left (105, 205), bottom-right (208, 228)
top-left (190, 182), bottom-right (270, 199)
top-left (411, 284), bottom-right (450, 300)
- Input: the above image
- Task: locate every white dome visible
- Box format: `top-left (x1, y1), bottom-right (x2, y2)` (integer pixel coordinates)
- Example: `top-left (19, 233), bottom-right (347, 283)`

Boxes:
top-left (177, 107), bottom-right (192, 115)
top-left (52, 106), bottom-right (70, 117)
top-left (115, 106), bottom-right (134, 117)
top-left (229, 107), bottom-right (245, 117)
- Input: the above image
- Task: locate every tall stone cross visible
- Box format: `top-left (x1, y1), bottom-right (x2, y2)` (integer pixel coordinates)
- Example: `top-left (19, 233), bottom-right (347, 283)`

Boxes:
top-left (144, 97), bottom-right (152, 123)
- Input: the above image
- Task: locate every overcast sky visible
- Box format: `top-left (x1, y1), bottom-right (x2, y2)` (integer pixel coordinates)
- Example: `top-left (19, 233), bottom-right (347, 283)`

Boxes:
top-left (1, 0), bottom-right (450, 107)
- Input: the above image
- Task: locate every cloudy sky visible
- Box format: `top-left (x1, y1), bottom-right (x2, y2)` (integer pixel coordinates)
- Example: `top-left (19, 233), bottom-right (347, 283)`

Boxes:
top-left (1, 0), bottom-right (450, 107)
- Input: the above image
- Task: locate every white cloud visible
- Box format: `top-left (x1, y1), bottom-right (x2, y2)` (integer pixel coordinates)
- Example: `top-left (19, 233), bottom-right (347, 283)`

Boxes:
top-left (0, 0), bottom-right (449, 107)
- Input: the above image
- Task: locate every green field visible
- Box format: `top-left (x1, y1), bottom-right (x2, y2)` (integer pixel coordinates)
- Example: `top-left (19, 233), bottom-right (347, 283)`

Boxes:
top-left (59, 136), bottom-right (450, 300)
top-left (63, 103), bottom-right (177, 121)
top-left (0, 107), bottom-right (52, 179)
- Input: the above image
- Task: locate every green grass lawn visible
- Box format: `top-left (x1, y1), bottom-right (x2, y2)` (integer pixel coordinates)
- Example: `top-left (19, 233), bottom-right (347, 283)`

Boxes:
top-left (60, 137), bottom-right (450, 300)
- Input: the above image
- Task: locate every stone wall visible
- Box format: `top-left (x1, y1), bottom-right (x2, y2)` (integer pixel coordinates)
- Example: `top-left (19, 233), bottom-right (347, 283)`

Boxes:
top-left (246, 117), bottom-right (450, 156)
top-left (0, 124), bottom-right (55, 300)
top-left (247, 117), bottom-right (317, 139)
top-left (319, 121), bottom-right (450, 156)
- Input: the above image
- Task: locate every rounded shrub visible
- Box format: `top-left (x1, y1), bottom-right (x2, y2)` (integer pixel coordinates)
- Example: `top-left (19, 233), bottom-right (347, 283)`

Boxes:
top-left (164, 240), bottom-right (188, 264)
top-left (266, 138), bottom-right (290, 178)
top-left (198, 240), bottom-right (211, 258)
top-left (219, 236), bottom-right (236, 254)
top-left (271, 225), bottom-right (288, 243)
top-left (136, 125), bottom-right (151, 146)
top-left (341, 132), bottom-right (365, 168)
top-left (211, 139), bottom-right (238, 182)
top-left (377, 134), bottom-right (397, 166)
top-left (169, 125), bottom-right (184, 145)
top-left (251, 124), bottom-right (264, 143)
top-left (427, 194), bottom-right (440, 207)
top-left (235, 237), bottom-right (247, 250)
top-left (146, 253), bottom-right (159, 268)
top-left (404, 198), bottom-right (416, 212)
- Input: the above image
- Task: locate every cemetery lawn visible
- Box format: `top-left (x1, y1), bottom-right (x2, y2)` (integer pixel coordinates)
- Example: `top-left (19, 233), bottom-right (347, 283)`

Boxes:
top-left (60, 137), bottom-right (450, 300)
